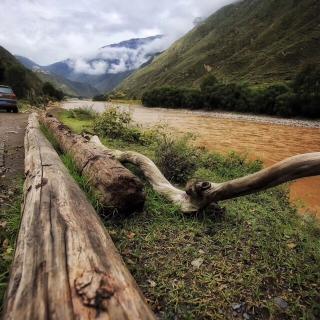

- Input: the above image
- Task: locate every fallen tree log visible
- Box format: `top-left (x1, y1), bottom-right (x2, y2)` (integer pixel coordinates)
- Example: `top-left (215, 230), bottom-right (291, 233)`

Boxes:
top-left (3, 113), bottom-right (155, 320)
top-left (89, 135), bottom-right (320, 213)
top-left (39, 113), bottom-right (145, 214)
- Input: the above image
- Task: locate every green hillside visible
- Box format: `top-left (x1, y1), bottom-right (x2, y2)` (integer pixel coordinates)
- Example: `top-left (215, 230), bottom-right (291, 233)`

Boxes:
top-left (118, 0), bottom-right (320, 97)
top-left (35, 72), bottom-right (99, 98)
top-left (0, 46), bottom-right (43, 98)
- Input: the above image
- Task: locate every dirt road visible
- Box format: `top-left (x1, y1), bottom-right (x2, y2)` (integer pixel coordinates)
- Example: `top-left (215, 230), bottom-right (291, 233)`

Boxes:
top-left (0, 112), bottom-right (28, 209)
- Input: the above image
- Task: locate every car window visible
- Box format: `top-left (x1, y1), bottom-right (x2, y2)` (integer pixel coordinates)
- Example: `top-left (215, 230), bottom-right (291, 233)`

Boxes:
top-left (0, 87), bottom-right (13, 94)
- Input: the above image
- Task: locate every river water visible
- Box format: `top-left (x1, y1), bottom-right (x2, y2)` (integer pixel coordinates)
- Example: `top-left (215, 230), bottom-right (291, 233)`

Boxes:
top-left (62, 100), bottom-right (320, 217)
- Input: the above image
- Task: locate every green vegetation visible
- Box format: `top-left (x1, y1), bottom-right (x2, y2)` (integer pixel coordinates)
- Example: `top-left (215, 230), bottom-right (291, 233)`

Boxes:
top-left (92, 94), bottom-right (108, 101)
top-left (92, 107), bottom-right (160, 145)
top-left (64, 107), bottom-right (97, 120)
top-left (51, 108), bottom-right (320, 319)
top-left (118, 0), bottom-right (320, 97)
top-left (142, 66), bottom-right (320, 118)
top-left (42, 82), bottom-right (64, 101)
top-left (0, 180), bottom-right (23, 310)
top-left (0, 46), bottom-right (43, 99)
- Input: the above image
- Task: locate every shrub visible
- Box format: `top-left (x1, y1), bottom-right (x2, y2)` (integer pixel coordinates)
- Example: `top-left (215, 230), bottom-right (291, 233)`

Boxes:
top-left (155, 134), bottom-right (199, 184)
top-left (92, 94), bottom-right (108, 102)
top-left (299, 95), bottom-right (320, 118)
top-left (65, 107), bottom-right (97, 120)
top-left (93, 107), bottom-right (157, 144)
top-left (42, 82), bottom-right (64, 101)
top-left (255, 84), bottom-right (290, 115)
top-left (181, 89), bottom-right (203, 109)
top-left (142, 87), bottom-right (185, 108)
top-left (293, 64), bottom-right (320, 96)
top-left (275, 92), bottom-right (301, 117)
top-left (141, 73), bottom-right (318, 119)
top-left (203, 83), bottom-right (251, 112)
top-left (200, 74), bottom-right (219, 92)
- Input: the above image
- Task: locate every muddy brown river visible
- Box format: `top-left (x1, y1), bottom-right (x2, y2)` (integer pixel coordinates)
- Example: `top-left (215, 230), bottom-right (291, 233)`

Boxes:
top-left (62, 100), bottom-right (320, 217)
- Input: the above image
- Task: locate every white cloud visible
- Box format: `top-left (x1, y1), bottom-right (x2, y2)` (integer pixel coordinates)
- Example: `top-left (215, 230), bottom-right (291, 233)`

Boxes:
top-left (68, 37), bottom-right (167, 75)
top-left (0, 0), bottom-right (237, 65)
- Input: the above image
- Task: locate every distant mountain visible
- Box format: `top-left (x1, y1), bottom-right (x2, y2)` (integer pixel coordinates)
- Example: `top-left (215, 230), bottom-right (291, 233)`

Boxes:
top-left (16, 56), bottom-right (99, 97)
top-left (118, 0), bottom-right (320, 97)
top-left (22, 35), bottom-right (163, 96)
top-left (15, 55), bottom-right (41, 70)
top-left (0, 46), bottom-right (43, 97)
top-left (103, 35), bottom-right (162, 50)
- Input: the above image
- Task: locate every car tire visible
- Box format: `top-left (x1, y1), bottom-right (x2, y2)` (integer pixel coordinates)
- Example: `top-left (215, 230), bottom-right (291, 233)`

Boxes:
top-left (12, 107), bottom-right (18, 113)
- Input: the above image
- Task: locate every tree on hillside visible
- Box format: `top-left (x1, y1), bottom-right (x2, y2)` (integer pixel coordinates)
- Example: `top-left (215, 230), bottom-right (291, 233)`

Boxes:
top-left (293, 64), bottom-right (320, 118)
top-left (0, 61), bottom-right (5, 82)
top-left (200, 74), bottom-right (219, 92)
top-left (42, 82), bottom-right (64, 101)
top-left (293, 64), bottom-right (320, 96)
top-left (5, 64), bottom-right (27, 97)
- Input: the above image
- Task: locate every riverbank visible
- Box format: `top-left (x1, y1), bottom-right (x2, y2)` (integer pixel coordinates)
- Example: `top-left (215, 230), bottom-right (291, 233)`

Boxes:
top-left (62, 100), bottom-right (320, 217)
top-left (65, 99), bottom-right (320, 128)
top-left (45, 107), bottom-right (320, 319)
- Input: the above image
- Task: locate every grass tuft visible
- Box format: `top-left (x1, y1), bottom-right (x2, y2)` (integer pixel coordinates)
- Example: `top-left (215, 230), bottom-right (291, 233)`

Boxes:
top-left (0, 179), bottom-right (23, 310)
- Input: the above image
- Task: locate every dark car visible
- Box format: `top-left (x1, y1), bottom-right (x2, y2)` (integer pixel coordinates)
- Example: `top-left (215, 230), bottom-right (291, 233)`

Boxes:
top-left (0, 85), bottom-right (18, 113)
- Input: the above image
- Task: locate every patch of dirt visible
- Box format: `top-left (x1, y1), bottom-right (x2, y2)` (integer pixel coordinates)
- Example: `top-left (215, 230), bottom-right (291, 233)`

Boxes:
top-left (0, 112), bottom-right (28, 208)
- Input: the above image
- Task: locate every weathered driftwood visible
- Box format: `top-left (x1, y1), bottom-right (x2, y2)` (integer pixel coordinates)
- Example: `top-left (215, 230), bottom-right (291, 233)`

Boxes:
top-left (40, 113), bottom-right (145, 214)
top-left (3, 113), bottom-right (155, 320)
top-left (90, 135), bottom-right (320, 213)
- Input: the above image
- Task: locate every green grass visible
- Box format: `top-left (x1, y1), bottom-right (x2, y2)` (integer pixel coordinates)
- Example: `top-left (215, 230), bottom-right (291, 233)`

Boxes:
top-left (49, 111), bottom-right (320, 319)
top-left (0, 179), bottom-right (23, 310)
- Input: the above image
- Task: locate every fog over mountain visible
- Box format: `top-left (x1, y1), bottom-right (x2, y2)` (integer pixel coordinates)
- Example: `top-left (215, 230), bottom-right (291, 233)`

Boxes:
top-left (68, 35), bottom-right (164, 75)
top-left (0, 0), bottom-right (236, 65)
top-left (16, 35), bottom-right (165, 94)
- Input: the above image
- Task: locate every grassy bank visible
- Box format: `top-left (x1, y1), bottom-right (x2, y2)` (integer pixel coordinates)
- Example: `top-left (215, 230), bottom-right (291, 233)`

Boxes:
top-left (48, 108), bottom-right (320, 319)
top-left (0, 179), bottom-right (23, 311)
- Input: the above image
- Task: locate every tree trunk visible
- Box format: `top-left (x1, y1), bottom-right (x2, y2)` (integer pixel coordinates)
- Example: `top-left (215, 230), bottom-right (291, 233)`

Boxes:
top-left (39, 113), bottom-right (145, 215)
top-left (3, 113), bottom-right (155, 320)
top-left (89, 135), bottom-right (320, 213)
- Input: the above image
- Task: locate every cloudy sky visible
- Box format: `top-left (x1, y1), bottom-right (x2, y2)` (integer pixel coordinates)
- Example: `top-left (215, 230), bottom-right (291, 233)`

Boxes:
top-left (0, 0), bottom-right (235, 66)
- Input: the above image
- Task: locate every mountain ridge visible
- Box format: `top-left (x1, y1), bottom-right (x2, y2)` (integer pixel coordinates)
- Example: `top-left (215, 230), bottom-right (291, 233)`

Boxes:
top-left (0, 46), bottom-right (43, 97)
top-left (117, 0), bottom-right (320, 97)
top-left (16, 35), bottom-right (163, 96)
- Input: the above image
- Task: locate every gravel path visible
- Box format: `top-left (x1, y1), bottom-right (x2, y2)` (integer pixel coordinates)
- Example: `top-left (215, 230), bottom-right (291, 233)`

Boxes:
top-left (0, 111), bottom-right (28, 209)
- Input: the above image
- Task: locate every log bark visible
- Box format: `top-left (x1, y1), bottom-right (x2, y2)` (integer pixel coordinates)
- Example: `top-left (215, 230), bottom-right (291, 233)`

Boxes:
top-left (89, 135), bottom-right (320, 213)
top-left (3, 113), bottom-right (155, 320)
top-left (39, 113), bottom-right (145, 215)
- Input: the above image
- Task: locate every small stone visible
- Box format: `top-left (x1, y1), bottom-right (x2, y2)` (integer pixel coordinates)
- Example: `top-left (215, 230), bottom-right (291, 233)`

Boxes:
top-left (8, 190), bottom-right (14, 196)
top-left (147, 280), bottom-right (157, 287)
top-left (243, 312), bottom-right (250, 319)
top-left (191, 257), bottom-right (204, 269)
top-left (198, 249), bottom-right (205, 254)
top-left (232, 303), bottom-right (242, 311)
top-left (0, 220), bottom-right (7, 228)
top-left (274, 297), bottom-right (288, 310)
